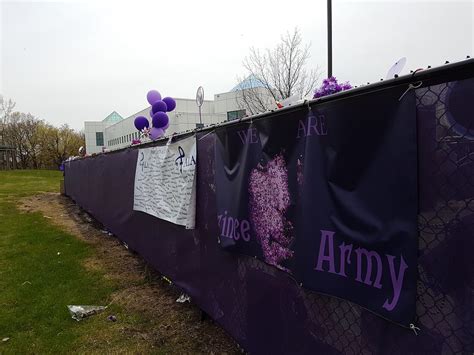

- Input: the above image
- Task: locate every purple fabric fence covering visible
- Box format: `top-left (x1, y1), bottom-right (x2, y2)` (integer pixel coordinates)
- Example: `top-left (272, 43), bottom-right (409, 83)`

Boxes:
top-left (65, 79), bottom-right (474, 354)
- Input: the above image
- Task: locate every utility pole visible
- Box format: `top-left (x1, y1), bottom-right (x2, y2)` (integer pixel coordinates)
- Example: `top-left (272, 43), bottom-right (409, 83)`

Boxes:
top-left (327, 0), bottom-right (333, 77)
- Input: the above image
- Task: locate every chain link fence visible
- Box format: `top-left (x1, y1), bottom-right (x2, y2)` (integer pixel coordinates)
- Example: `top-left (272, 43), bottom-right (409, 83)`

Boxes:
top-left (223, 80), bottom-right (474, 354)
top-left (65, 77), bottom-right (474, 354)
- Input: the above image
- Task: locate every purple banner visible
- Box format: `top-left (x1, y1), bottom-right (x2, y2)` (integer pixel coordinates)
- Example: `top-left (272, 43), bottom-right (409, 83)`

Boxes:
top-left (214, 87), bottom-right (418, 326)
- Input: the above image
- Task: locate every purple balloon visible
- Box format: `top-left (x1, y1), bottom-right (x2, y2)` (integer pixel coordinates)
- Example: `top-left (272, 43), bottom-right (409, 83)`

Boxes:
top-left (162, 120), bottom-right (169, 131)
top-left (152, 100), bottom-right (168, 114)
top-left (162, 97), bottom-right (176, 112)
top-left (149, 109), bottom-right (154, 118)
top-left (149, 127), bottom-right (164, 140)
top-left (146, 90), bottom-right (161, 105)
top-left (134, 116), bottom-right (149, 131)
top-left (152, 112), bottom-right (169, 128)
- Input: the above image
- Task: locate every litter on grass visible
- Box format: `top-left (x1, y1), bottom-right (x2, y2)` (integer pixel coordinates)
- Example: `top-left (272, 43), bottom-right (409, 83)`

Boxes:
top-left (67, 305), bottom-right (107, 321)
top-left (176, 293), bottom-right (191, 303)
top-left (162, 276), bottom-right (172, 284)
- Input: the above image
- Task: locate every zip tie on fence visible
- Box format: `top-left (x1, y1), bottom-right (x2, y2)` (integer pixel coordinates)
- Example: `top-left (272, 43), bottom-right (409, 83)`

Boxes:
top-left (409, 323), bottom-right (421, 335)
top-left (411, 68), bottom-right (424, 78)
top-left (399, 81), bottom-right (423, 101)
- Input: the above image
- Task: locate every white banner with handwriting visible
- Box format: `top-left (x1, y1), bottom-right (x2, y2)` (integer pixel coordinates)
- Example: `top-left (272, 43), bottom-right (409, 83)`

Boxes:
top-left (133, 136), bottom-right (197, 228)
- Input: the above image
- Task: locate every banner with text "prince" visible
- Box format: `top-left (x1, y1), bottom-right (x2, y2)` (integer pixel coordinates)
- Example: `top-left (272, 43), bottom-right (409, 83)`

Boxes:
top-left (214, 88), bottom-right (418, 326)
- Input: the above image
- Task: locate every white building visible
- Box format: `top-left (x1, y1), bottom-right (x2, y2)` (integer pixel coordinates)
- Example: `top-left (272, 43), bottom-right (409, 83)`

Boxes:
top-left (84, 79), bottom-right (274, 154)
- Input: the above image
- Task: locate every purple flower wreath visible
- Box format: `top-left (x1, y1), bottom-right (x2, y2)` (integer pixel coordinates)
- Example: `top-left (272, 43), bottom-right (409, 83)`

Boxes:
top-left (313, 76), bottom-right (352, 99)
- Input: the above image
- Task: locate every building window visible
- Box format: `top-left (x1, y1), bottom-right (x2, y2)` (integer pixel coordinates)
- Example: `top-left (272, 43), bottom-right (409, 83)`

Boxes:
top-left (227, 110), bottom-right (246, 121)
top-left (96, 132), bottom-right (104, 146)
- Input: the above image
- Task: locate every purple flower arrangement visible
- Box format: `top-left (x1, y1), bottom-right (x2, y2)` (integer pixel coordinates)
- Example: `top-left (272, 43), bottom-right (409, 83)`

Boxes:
top-left (313, 76), bottom-right (352, 99)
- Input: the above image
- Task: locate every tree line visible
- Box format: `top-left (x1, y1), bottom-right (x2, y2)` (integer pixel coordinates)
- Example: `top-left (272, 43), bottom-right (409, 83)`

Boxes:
top-left (0, 96), bottom-right (85, 169)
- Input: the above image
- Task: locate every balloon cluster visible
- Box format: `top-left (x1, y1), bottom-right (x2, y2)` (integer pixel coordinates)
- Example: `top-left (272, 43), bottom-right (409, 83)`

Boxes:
top-left (134, 90), bottom-right (176, 141)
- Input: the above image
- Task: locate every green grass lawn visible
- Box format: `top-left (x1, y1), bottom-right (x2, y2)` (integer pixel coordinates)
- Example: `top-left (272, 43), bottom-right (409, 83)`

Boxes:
top-left (0, 170), bottom-right (136, 353)
top-left (0, 170), bottom-right (238, 354)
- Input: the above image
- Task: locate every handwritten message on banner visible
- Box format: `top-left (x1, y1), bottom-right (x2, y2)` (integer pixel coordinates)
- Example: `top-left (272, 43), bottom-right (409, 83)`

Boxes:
top-left (133, 136), bottom-right (197, 228)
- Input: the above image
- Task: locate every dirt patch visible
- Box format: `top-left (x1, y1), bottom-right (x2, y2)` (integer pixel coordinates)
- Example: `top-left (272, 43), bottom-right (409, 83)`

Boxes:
top-left (19, 193), bottom-right (240, 354)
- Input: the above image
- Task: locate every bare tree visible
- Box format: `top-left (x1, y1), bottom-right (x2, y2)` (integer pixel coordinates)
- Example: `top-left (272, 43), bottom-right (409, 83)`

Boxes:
top-left (4, 112), bottom-right (29, 168)
top-left (0, 96), bottom-right (16, 145)
top-left (43, 124), bottom-right (84, 167)
top-left (238, 28), bottom-right (319, 115)
top-left (21, 114), bottom-right (44, 168)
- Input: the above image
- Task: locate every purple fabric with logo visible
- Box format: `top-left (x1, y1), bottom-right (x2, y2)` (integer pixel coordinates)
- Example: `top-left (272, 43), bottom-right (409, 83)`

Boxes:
top-left (65, 79), bottom-right (474, 353)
